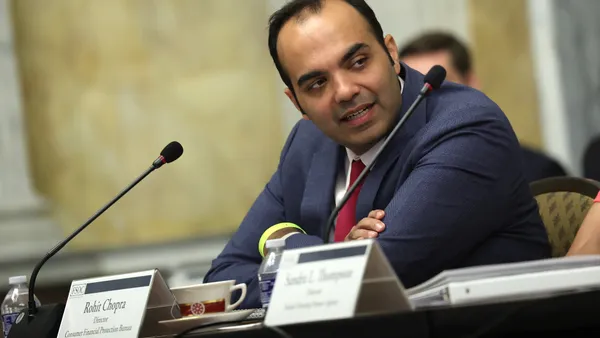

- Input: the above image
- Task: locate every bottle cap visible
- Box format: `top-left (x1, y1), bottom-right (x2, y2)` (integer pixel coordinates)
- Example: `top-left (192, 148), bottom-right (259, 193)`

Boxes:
top-left (265, 238), bottom-right (286, 249)
top-left (8, 275), bottom-right (27, 285)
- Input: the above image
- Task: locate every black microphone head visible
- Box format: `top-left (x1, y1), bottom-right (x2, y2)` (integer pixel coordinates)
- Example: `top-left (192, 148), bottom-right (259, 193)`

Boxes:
top-left (160, 141), bottom-right (184, 163)
top-left (424, 65), bottom-right (447, 89)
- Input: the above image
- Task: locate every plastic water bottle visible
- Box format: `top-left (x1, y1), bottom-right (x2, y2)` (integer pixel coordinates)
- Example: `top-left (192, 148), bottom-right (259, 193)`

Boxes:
top-left (1, 276), bottom-right (40, 338)
top-left (257, 238), bottom-right (286, 309)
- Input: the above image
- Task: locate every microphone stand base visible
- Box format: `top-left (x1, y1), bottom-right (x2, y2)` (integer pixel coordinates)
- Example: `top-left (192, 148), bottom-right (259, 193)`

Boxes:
top-left (7, 303), bottom-right (65, 338)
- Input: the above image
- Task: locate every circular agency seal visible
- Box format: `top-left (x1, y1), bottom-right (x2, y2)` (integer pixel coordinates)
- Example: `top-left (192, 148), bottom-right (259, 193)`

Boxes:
top-left (190, 302), bottom-right (206, 316)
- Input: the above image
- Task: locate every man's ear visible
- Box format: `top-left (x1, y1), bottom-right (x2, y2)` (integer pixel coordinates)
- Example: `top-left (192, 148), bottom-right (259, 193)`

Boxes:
top-left (384, 34), bottom-right (401, 74)
top-left (284, 87), bottom-right (309, 119)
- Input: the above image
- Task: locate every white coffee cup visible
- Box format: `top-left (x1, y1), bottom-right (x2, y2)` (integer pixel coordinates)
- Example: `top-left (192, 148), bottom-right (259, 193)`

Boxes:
top-left (170, 280), bottom-right (247, 317)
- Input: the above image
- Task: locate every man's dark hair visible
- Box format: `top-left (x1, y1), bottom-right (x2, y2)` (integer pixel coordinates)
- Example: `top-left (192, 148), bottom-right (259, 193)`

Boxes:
top-left (268, 0), bottom-right (388, 91)
top-left (398, 31), bottom-right (472, 77)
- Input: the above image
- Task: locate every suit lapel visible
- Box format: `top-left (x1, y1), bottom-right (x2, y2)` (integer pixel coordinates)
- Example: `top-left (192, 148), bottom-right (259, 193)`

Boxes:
top-left (356, 65), bottom-right (428, 220)
top-left (300, 138), bottom-right (341, 235)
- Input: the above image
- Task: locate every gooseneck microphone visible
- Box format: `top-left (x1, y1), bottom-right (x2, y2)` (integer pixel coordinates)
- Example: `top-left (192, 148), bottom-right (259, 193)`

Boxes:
top-left (321, 66), bottom-right (447, 242)
top-left (8, 141), bottom-right (183, 338)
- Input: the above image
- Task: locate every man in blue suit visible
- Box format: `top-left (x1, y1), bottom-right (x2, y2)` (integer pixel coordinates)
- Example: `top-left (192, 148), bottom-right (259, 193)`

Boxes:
top-left (204, 0), bottom-right (551, 309)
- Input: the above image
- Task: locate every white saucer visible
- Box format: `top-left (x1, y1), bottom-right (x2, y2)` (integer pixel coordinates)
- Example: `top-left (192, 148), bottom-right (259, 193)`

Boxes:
top-left (158, 309), bottom-right (255, 331)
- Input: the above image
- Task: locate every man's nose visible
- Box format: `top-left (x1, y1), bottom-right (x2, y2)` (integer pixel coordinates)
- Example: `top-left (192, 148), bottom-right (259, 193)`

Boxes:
top-left (333, 75), bottom-right (360, 104)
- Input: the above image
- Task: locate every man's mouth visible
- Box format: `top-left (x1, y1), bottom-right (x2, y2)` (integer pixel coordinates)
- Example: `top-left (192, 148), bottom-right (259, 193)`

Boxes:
top-left (341, 104), bottom-right (374, 122)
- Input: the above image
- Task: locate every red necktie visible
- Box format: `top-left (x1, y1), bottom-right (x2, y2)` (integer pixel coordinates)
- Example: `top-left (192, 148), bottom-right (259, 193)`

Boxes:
top-left (334, 160), bottom-right (367, 242)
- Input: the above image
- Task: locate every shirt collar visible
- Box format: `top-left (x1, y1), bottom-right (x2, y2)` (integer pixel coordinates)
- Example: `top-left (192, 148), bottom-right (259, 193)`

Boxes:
top-left (344, 75), bottom-right (404, 166)
top-left (345, 138), bottom-right (385, 167)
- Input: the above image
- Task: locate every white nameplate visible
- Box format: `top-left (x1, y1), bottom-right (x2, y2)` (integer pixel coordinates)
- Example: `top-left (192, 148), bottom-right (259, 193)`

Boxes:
top-left (57, 269), bottom-right (175, 338)
top-left (264, 239), bottom-right (413, 327)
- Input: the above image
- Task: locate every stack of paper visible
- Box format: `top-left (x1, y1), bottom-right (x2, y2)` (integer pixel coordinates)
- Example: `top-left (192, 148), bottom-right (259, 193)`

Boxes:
top-left (407, 255), bottom-right (600, 308)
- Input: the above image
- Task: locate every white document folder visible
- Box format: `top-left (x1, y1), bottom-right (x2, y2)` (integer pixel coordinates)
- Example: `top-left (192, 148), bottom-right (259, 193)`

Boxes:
top-left (407, 255), bottom-right (600, 308)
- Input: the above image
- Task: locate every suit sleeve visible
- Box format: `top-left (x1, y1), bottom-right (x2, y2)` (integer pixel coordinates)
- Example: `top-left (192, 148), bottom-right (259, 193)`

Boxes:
top-left (202, 122), bottom-right (301, 309)
top-left (377, 106), bottom-right (524, 288)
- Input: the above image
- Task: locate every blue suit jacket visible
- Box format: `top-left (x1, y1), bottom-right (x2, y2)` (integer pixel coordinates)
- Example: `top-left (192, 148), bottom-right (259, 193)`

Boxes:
top-left (204, 65), bottom-right (551, 309)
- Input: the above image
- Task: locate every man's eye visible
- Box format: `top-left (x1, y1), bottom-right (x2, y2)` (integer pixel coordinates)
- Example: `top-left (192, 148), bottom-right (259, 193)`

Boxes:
top-left (309, 79), bottom-right (326, 90)
top-left (352, 57), bottom-right (368, 68)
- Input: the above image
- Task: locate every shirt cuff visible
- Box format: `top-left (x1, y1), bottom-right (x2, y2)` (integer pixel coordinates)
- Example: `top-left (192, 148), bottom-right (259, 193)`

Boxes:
top-left (258, 222), bottom-right (306, 257)
top-left (281, 232), bottom-right (300, 241)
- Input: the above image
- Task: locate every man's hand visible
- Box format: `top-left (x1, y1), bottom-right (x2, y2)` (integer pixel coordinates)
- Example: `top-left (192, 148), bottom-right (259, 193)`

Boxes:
top-left (345, 210), bottom-right (386, 241)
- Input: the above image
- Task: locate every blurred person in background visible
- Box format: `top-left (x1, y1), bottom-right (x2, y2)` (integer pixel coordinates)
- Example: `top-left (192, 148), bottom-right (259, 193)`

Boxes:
top-left (399, 31), bottom-right (568, 184)
top-left (583, 135), bottom-right (600, 182)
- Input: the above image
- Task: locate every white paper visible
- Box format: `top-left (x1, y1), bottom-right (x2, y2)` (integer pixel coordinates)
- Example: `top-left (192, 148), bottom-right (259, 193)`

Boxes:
top-left (264, 241), bottom-right (370, 327)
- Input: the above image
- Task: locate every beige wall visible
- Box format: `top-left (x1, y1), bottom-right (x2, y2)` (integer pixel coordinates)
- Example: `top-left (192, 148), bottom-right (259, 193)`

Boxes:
top-left (469, 0), bottom-right (542, 149)
top-left (11, 0), bottom-right (283, 251)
